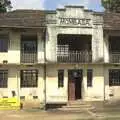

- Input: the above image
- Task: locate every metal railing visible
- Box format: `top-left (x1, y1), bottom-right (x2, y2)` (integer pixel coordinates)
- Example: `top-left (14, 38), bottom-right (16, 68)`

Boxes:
top-left (57, 51), bottom-right (92, 63)
top-left (21, 53), bottom-right (37, 63)
top-left (110, 52), bottom-right (120, 63)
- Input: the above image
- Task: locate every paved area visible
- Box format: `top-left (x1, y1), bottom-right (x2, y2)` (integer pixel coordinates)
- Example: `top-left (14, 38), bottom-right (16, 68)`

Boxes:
top-left (1, 101), bottom-right (120, 120)
top-left (0, 108), bottom-right (120, 120)
top-left (0, 109), bottom-right (94, 120)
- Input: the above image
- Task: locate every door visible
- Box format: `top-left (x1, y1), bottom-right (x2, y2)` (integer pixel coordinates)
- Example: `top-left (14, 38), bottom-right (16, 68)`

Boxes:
top-left (68, 70), bottom-right (75, 100)
top-left (21, 35), bottom-right (37, 63)
top-left (68, 69), bottom-right (83, 100)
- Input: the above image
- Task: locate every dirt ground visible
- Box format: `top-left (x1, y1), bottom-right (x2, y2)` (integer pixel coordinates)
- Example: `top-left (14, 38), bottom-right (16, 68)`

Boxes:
top-left (0, 107), bottom-right (120, 120)
top-left (1, 101), bottom-right (120, 120)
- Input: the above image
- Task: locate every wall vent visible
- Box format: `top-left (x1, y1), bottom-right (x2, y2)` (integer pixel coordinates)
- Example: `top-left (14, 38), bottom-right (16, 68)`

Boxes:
top-left (33, 96), bottom-right (38, 99)
top-left (3, 96), bottom-right (8, 98)
top-left (3, 60), bottom-right (8, 64)
top-left (20, 96), bottom-right (25, 100)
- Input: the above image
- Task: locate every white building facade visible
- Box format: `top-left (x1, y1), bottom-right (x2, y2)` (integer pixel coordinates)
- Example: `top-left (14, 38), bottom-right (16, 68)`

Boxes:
top-left (0, 6), bottom-right (120, 108)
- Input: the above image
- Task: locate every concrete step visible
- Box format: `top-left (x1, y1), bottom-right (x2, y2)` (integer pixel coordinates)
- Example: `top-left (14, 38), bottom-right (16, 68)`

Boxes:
top-left (48, 109), bottom-right (88, 113)
top-left (62, 104), bottom-right (92, 108)
top-left (67, 101), bottom-right (91, 106)
top-left (56, 101), bottom-right (94, 111)
top-left (57, 106), bottom-right (93, 111)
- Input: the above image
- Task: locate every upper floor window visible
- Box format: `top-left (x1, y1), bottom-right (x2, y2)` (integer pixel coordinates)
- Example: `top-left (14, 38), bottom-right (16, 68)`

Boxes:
top-left (0, 70), bottom-right (8, 88)
top-left (109, 36), bottom-right (120, 52)
top-left (21, 35), bottom-right (37, 53)
top-left (0, 35), bottom-right (8, 52)
top-left (20, 34), bottom-right (37, 63)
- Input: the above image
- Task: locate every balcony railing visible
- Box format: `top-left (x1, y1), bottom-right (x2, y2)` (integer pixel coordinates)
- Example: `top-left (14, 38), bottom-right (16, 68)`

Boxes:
top-left (57, 51), bottom-right (92, 63)
top-left (21, 53), bottom-right (37, 63)
top-left (110, 52), bottom-right (120, 63)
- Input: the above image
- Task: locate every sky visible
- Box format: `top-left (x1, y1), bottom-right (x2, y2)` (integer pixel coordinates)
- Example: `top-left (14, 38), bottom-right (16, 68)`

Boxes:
top-left (10, 0), bottom-right (104, 12)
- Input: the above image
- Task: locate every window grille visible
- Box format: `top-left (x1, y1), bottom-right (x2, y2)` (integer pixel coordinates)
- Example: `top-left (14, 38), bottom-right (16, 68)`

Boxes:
top-left (58, 70), bottom-right (64, 88)
top-left (20, 96), bottom-right (25, 100)
top-left (20, 70), bottom-right (38, 88)
top-left (87, 69), bottom-right (93, 87)
top-left (109, 69), bottom-right (120, 86)
top-left (57, 34), bottom-right (92, 63)
top-left (0, 70), bottom-right (8, 88)
top-left (21, 35), bottom-right (37, 63)
top-left (0, 35), bottom-right (8, 52)
top-left (57, 45), bottom-right (69, 56)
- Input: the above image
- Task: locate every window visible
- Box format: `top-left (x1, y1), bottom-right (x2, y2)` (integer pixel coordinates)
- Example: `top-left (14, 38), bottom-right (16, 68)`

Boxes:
top-left (22, 40), bottom-right (37, 53)
top-left (21, 35), bottom-right (37, 53)
top-left (20, 70), bottom-right (38, 88)
top-left (0, 35), bottom-right (8, 52)
top-left (109, 69), bottom-right (120, 86)
top-left (21, 35), bottom-right (37, 63)
top-left (58, 70), bottom-right (64, 88)
top-left (109, 36), bottom-right (120, 52)
top-left (20, 96), bottom-right (25, 100)
top-left (87, 69), bottom-right (93, 87)
top-left (0, 70), bottom-right (8, 88)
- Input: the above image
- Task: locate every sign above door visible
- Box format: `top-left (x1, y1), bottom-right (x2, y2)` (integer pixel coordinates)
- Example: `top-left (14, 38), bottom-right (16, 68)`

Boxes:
top-left (58, 17), bottom-right (92, 27)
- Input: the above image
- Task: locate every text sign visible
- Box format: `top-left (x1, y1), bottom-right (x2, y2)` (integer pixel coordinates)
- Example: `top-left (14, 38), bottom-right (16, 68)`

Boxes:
top-left (0, 98), bottom-right (20, 110)
top-left (59, 17), bottom-right (92, 27)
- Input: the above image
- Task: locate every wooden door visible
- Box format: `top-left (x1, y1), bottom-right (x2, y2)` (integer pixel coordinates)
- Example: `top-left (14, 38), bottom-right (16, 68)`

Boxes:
top-left (68, 70), bottom-right (75, 100)
top-left (68, 69), bottom-right (83, 100)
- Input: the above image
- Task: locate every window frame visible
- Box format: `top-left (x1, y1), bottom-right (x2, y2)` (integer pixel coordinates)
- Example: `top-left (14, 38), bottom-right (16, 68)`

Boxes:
top-left (0, 70), bottom-right (8, 88)
top-left (109, 69), bottom-right (120, 86)
top-left (87, 69), bottom-right (93, 87)
top-left (20, 69), bottom-right (38, 88)
top-left (58, 69), bottom-right (64, 88)
top-left (0, 34), bottom-right (9, 52)
top-left (21, 35), bottom-right (37, 54)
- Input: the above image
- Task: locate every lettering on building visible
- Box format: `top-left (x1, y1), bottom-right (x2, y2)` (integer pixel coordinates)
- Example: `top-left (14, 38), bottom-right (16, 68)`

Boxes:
top-left (59, 17), bottom-right (92, 27)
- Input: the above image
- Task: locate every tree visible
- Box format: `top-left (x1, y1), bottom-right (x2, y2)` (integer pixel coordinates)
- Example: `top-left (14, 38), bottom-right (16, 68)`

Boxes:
top-left (102, 0), bottom-right (120, 12)
top-left (0, 0), bottom-right (12, 13)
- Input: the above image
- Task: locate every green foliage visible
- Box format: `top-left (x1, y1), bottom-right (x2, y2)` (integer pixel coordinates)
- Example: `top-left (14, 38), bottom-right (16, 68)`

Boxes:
top-left (0, 0), bottom-right (12, 13)
top-left (102, 0), bottom-right (120, 12)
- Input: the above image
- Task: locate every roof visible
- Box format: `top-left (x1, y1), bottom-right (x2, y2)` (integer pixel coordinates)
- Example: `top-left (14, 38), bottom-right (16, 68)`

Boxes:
top-left (0, 10), bottom-right (46, 28)
top-left (1, 10), bottom-right (120, 30)
top-left (103, 12), bottom-right (120, 30)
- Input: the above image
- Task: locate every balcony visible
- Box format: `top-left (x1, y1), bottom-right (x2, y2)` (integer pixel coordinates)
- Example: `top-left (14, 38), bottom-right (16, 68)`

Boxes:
top-left (57, 34), bottom-right (92, 63)
top-left (109, 36), bottom-right (120, 63)
top-left (109, 52), bottom-right (120, 63)
top-left (57, 50), bottom-right (92, 63)
top-left (20, 35), bottom-right (37, 64)
top-left (21, 53), bottom-right (37, 64)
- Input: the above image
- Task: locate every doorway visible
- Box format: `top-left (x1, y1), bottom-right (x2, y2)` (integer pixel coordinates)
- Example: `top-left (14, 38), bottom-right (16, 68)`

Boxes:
top-left (68, 69), bottom-right (83, 100)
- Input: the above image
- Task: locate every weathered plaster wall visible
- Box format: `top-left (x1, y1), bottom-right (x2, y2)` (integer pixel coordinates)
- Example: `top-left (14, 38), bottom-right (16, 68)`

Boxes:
top-left (0, 66), bottom-right (45, 103)
top-left (46, 64), bottom-right (104, 103)
top-left (46, 6), bottom-right (104, 63)
top-left (104, 65), bottom-right (120, 100)
top-left (8, 31), bottom-right (20, 64)
top-left (0, 30), bottom-right (44, 64)
top-left (85, 65), bottom-right (104, 101)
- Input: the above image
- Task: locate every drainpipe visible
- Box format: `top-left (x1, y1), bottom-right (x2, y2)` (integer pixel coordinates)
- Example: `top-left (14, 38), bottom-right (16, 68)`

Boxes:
top-left (17, 68), bottom-right (20, 108)
top-left (103, 32), bottom-right (106, 101)
top-left (43, 28), bottom-right (47, 110)
top-left (44, 62), bottom-right (46, 110)
top-left (17, 69), bottom-right (20, 99)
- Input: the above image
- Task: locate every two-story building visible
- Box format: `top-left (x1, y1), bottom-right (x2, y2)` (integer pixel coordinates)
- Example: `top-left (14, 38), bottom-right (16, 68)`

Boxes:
top-left (0, 5), bottom-right (120, 108)
top-left (0, 10), bottom-right (46, 107)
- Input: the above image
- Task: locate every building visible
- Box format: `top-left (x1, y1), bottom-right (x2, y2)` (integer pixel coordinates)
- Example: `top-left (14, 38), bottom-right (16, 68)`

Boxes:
top-left (0, 5), bottom-right (120, 108)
